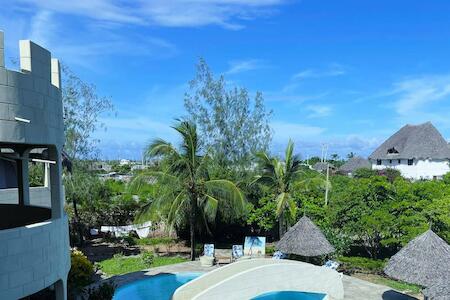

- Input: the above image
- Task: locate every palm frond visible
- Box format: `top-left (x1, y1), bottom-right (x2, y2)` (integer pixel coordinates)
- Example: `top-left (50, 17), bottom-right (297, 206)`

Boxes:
top-left (204, 179), bottom-right (246, 215)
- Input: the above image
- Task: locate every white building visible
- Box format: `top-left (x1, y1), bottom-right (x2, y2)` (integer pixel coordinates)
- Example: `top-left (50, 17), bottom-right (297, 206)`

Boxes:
top-left (369, 122), bottom-right (450, 180)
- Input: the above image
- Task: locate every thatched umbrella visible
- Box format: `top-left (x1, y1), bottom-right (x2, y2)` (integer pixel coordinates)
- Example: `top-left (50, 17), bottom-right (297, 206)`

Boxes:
top-left (384, 230), bottom-right (450, 287)
top-left (276, 216), bottom-right (335, 256)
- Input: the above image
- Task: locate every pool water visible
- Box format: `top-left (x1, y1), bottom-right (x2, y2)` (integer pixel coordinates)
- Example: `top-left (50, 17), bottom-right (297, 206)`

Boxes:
top-left (113, 272), bottom-right (201, 300)
top-left (252, 291), bottom-right (327, 300)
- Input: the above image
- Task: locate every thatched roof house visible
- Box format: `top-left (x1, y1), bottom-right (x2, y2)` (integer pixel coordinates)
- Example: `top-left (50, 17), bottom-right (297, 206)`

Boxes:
top-left (312, 162), bottom-right (336, 174)
top-left (276, 216), bottom-right (335, 256)
top-left (338, 156), bottom-right (371, 176)
top-left (369, 122), bottom-right (450, 160)
top-left (384, 230), bottom-right (450, 287)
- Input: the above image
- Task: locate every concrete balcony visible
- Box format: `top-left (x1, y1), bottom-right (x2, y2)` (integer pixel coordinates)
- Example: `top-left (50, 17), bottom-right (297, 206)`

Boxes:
top-left (0, 215), bottom-right (70, 299)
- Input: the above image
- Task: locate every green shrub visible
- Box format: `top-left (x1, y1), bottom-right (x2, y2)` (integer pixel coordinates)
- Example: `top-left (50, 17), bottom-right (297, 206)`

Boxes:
top-left (83, 282), bottom-right (116, 300)
top-left (141, 251), bottom-right (154, 266)
top-left (68, 250), bottom-right (94, 296)
top-left (265, 245), bottom-right (276, 255)
top-left (338, 256), bottom-right (386, 274)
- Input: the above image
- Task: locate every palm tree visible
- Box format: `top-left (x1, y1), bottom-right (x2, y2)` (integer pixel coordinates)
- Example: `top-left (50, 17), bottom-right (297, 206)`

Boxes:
top-left (254, 140), bottom-right (302, 238)
top-left (131, 120), bottom-right (246, 260)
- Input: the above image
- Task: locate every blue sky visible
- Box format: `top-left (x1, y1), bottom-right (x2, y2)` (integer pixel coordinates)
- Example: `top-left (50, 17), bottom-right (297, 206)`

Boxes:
top-left (2, 0), bottom-right (450, 160)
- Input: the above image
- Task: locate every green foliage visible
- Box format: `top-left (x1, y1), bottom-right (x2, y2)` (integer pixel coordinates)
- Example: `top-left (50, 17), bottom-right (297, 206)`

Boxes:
top-left (131, 120), bottom-right (246, 260)
top-left (28, 163), bottom-right (45, 187)
top-left (370, 277), bottom-right (421, 294)
top-left (83, 282), bottom-right (116, 300)
top-left (353, 168), bottom-right (377, 179)
top-left (254, 140), bottom-right (310, 237)
top-left (338, 256), bottom-right (386, 274)
top-left (265, 245), bottom-right (276, 255)
top-left (61, 65), bottom-right (114, 160)
top-left (247, 195), bottom-right (277, 231)
top-left (98, 255), bottom-right (187, 276)
top-left (68, 250), bottom-right (94, 293)
top-left (184, 58), bottom-right (272, 168)
top-left (141, 251), bottom-right (155, 266)
top-left (135, 237), bottom-right (177, 246)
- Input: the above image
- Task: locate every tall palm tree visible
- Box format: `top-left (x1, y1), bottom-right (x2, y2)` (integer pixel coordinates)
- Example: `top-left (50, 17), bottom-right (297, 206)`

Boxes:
top-left (131, 120), bottom-right (246, 260)
top-left (254, 140), bottom-right (302, 238)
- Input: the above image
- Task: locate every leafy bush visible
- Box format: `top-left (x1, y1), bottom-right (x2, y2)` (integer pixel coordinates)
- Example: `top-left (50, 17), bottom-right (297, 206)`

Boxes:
top-left (265, 245), bottom-right (276, 255)
top-left (83, 282), bottom-right (116, 300)
top-left (141, 251), bottom-right (154, 266)
top-left (68, 250), bottom-right (94, 296)
top-left (338, 256), bottom-right (386, 274)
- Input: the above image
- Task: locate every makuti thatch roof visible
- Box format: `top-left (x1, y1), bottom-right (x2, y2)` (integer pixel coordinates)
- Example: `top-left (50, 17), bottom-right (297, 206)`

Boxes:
top-left (369, 122), bottom-right (450, 160)
top-left (276, 216), bottom-right (335, 256)
top-left (423, 278), bottom-right (450, 300)
top-left (339, 156), bottom-right (371, 174)
top-left (384, 230), bottom-right (450, 287)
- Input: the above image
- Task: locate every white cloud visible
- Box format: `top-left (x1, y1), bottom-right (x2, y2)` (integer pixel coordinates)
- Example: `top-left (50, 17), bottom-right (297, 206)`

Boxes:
top-left (306, 105), bottom-right (332, 118)
top-left (14, 0), bottom-right (287, 29)
top-left (393, 74), bottom-right (450, 115)
top-left (271, 121), bottom-right (326, 142)
top-left (225, 59), bottom-right (267, 75)
top-left (292, 63), bottom-right (347, 80)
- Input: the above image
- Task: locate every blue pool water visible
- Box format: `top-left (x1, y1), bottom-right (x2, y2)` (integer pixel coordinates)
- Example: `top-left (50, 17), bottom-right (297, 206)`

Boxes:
top-left (112, 272), bottom-right (201, 300)
top-left (252, 291), bottom-right (327, 300)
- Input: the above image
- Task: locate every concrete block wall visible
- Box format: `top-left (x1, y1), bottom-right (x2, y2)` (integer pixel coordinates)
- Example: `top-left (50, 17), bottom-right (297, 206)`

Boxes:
top-left (0, 186), bottom-right (52, 207)
top-left (0, 216), bottom-right (70, 300)
top-left (0, 31), bottom-right (64, 147)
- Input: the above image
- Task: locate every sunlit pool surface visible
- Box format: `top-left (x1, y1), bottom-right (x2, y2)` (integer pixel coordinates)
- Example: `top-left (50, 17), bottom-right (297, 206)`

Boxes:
top-left (113, 272), bottom-right (202, 300)
top-left (252, 291), bottom-right (327, 300)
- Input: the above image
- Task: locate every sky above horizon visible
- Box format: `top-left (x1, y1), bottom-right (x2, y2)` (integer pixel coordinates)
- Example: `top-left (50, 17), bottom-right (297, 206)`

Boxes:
top-left (2, 1), bottom-right (450, 160)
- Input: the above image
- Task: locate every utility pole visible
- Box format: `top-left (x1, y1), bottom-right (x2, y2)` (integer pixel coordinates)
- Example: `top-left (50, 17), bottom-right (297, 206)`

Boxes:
top-left (323, 143), bottom-right (330, 206)
top-left (325, 163), bottom-right (330, 206)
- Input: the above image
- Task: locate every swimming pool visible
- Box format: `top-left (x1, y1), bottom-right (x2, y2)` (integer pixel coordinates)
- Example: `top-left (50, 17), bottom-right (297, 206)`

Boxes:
top-left (113, 272), bottom-right (202, 300)
top-left (252, 291), bottom-right (327, 300)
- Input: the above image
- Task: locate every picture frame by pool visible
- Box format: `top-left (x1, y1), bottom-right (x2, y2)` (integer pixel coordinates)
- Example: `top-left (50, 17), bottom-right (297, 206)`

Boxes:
top-left (244, 236), bottom-right (266, 257)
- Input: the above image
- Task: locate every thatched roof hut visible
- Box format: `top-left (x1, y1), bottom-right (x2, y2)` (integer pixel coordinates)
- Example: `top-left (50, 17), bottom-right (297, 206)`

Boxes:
top-left (384, 230), bottom-right (450, 287)
top-left (276, 216), bottom-right (335, 256)
top-left (423, 279), bottom-right (450, 300)
top-left (338, 156), bottom-right (371, 175)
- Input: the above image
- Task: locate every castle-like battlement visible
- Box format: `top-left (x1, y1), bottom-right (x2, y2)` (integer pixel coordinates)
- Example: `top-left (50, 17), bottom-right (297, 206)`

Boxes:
top-left (0, 31), bottom-right (64, 147)
top-left (0, 31), bottom-right (69, 300)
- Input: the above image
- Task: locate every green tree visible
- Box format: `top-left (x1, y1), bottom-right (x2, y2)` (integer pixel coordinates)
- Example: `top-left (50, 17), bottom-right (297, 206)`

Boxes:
top-left (254, 140), bottom-right (302, 238)
top-left (184, 58), bottom-right (272, 169)
top-left (61, 65), bottom-right (114, 161)
top-left (133, 120), bottom-right (246, 260)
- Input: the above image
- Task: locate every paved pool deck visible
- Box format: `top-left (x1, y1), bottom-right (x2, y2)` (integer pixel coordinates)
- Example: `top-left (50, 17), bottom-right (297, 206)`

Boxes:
top-left (93, 261), bottom-right (419, 300)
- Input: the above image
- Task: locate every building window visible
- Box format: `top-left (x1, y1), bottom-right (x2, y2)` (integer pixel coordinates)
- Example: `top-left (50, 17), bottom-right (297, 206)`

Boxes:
top-left (389, 159), bottom-right (392, 164)
top-left (398, 159), bottom-right (401, 164)
top-left (376, 159), bottom-right (381, 165)
top-left (387, 147), bottom-right (399, 154)
top-left (408, 159), bottom-right (413, 165)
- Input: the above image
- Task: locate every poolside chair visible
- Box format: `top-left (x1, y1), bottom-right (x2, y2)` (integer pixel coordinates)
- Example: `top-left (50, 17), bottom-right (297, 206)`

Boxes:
top-left (323, 260), bottom-right (340, 270)
top-left (272, 250), bottom-right (287, 259)
top-left (232, 245), bottom-right (244, 262)
top-left (200, 244), bottom-right (215, 267)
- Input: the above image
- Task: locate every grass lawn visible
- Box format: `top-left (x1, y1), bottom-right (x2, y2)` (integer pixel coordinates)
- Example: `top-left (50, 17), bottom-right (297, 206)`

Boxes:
top-left (98, 255), bottom-right (188, 276)
top-left (353, 273), bottom-right (422, 295)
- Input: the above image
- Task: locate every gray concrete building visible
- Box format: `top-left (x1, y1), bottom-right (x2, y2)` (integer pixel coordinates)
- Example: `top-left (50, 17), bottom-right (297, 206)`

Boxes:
top-left (0, 31), bottom-right (70, 299)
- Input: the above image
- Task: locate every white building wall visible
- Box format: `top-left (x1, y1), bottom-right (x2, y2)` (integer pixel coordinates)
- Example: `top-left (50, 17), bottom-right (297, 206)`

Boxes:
top-left (371, 158), bottom-right (450, 180)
